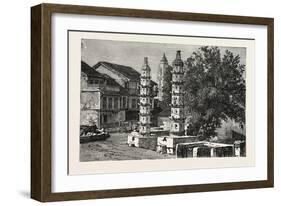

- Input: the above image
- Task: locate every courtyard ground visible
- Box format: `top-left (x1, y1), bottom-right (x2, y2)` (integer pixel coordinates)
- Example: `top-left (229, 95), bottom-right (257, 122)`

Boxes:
top-left (80, 132), bottom-right (174, 161)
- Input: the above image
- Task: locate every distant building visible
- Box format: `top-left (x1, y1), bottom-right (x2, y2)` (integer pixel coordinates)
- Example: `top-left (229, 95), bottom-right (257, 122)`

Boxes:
top-left (157, 53), bottom-right (173, 101)
top-left (80, 61), bottom-right (157, 131)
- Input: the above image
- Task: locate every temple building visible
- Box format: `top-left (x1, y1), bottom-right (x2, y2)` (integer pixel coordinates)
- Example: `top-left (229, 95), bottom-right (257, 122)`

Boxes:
top-left (157, 53), bottom-right (172, 101)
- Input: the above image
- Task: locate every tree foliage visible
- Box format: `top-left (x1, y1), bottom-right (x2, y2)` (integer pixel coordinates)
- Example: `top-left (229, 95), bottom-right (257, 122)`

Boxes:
top-left (184, 46), bottom-right (245, 139)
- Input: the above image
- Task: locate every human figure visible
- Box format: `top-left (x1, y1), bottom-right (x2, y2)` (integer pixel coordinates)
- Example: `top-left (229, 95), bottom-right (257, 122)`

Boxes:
top-left (91, 123), bottom-right (98, 133)
top-left (100, 127), bottom-right (105, 134)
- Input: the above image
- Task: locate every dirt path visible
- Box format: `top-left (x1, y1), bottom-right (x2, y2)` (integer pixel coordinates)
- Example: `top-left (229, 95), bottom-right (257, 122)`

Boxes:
top-left (80, 133), bottom-right (174, 161)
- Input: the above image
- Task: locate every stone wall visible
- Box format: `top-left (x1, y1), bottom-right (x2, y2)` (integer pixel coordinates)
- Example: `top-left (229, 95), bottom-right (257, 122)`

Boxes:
top-left (176, 142), bottom-right (235, 158)
top-left (136, 137), bottom-right (158, 151)
top-left (128, 132), bottom-right (158, 151)
top-left (80, 91), bottom-right (101, 110)
top-left (157, 136), bottom-right (199, 154)
top-left (80, 110), bottom-right (100, 126)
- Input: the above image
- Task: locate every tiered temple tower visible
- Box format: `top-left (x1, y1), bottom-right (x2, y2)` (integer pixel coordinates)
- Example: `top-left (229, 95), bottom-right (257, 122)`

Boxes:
top-left (139, 57), bottom-right (152, 136)
top-left (170, 51), bottom-right (185, 135)
top-left (157, 53), bottom-right (170, 101)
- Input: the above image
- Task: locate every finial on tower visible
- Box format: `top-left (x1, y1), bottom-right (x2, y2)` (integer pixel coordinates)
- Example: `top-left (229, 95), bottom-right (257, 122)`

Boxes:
top-left (142, 57), bottom-right (151, 71)
top-left (144, 57), bottom-right (148, 65)
top-left (172, 50), bottom-right (184, 66)
top-left (161, 53), bottom-right (168, 63)
top-left (176, 50), bottom-right (181, 59)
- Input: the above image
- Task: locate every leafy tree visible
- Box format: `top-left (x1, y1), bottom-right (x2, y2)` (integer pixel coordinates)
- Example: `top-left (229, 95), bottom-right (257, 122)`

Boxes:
top-left (184, 46), bottom-right (245, 139)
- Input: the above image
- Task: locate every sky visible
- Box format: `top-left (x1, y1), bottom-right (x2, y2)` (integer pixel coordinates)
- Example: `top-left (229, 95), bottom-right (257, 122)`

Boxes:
top-left (81, 38), bottom-right (246, 82)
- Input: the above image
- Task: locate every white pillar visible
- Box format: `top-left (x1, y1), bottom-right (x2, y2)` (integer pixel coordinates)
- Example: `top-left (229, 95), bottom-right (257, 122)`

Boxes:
top-left (193, 147), bottom-right (198, 157)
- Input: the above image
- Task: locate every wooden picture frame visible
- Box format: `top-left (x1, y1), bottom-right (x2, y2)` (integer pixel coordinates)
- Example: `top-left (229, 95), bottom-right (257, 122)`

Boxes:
top-left (31, 3), bottom-right (274, 202)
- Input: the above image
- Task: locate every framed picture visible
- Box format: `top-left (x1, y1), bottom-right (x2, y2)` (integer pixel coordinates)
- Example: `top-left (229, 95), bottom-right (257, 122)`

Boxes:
top-left (31, 3), bottom-right (274, 202)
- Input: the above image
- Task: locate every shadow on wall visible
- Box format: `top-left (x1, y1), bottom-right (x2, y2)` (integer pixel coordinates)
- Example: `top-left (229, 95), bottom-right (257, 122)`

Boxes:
top-left (18, 190), bottom-right (30, 198)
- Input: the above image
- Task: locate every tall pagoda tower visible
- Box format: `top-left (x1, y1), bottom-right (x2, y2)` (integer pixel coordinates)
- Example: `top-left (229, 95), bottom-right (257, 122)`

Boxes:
top-left (157, 53), bottom-right (170, 101)
top-left (139, 57), bottom-right (152, 136)
top-left (170, 51), bottom-right (185, 136)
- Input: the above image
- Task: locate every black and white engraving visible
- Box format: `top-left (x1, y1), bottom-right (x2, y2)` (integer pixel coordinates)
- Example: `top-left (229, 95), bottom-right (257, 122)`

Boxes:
top-left (79, 35), bottom-right (246, 161)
